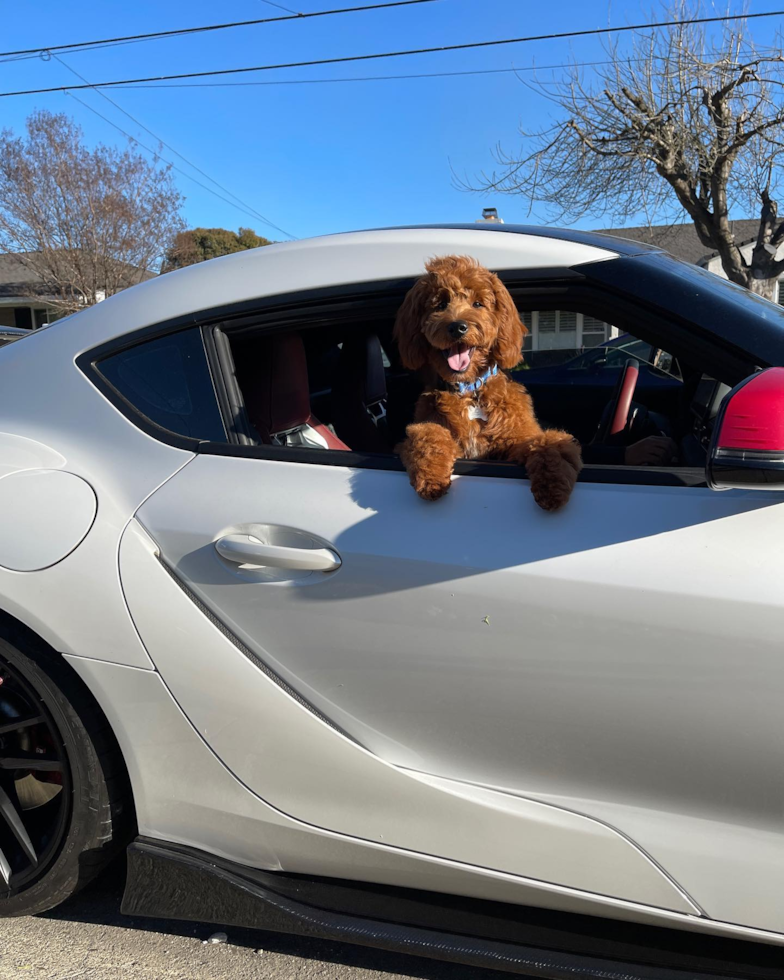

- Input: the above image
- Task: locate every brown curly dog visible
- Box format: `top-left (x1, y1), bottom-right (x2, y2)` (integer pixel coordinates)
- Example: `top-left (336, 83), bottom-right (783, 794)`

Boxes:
top-left (393, 256), bottom-right (582, 511)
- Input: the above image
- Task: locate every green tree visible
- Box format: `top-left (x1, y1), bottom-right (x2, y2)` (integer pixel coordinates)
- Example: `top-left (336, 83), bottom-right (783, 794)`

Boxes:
top-left (164, 226), bottom-right (272, 271)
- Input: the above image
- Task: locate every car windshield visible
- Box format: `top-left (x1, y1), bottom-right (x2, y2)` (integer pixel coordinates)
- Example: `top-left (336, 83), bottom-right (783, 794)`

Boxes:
top-left (572, 336), bottom-right (653, 370)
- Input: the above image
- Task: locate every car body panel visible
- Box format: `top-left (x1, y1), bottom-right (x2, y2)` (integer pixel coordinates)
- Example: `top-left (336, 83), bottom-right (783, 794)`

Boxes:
top-left (119, 518), bottom-right (695, 913)
top-left (0, 330), bottom-right (191, 667)
top-left (63, 653), bottom-right (784, 948)
top-left (124, 451), bottom-right (784, 930)
top-left (0, 469), bottom-right (97, 571)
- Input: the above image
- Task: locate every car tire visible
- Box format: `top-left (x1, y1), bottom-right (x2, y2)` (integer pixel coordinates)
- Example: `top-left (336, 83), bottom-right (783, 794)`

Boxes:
top-left (0, 621), bottom-right (133, 916)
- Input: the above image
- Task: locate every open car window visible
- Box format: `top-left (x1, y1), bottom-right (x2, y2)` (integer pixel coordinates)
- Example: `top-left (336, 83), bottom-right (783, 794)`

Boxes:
top-left (81, 277), bottom-right (755, 488)
top-left (223, 315), bottom-right (691, 471)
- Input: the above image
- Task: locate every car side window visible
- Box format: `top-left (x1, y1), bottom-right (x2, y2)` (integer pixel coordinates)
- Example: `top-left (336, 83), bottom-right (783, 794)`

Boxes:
top-left (97, 328), bottom-right (226, 442)
top-left (83, 281), bottom-right (727, 490)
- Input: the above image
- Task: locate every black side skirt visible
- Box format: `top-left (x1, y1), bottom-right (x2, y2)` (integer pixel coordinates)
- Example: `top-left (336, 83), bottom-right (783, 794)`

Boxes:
top-left (122, 838), bottom-right (783, 980)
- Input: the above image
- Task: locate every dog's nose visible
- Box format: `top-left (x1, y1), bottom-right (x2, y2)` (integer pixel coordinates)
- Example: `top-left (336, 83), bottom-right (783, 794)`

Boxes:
top-left (448, 320), bottom-right (468, 339)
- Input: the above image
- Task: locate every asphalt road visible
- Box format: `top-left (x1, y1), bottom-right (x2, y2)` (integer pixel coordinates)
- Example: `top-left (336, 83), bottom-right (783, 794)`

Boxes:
top-left (0, 862), bottom-right (514, 980)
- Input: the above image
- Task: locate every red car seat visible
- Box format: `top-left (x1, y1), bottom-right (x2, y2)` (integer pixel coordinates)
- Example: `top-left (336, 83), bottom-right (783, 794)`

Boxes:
top-left (234, 333), bottom-right (349, 450)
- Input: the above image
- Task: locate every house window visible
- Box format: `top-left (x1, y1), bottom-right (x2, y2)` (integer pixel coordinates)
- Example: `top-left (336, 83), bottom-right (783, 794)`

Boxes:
top-left (558, 310), bottom-right (578, 348)
top-left (582, 315), bottom-right (609, 347)
top-left (13, 307), bottom-right (33, 330)
top-left (531, 311), bottom-right (612, 352)
top-left (537, 310), bottom-right (556, 336)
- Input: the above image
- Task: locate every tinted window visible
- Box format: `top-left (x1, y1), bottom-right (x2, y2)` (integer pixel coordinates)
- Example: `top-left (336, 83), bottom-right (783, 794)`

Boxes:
top-left (99, 329), bottom-right (226, 442)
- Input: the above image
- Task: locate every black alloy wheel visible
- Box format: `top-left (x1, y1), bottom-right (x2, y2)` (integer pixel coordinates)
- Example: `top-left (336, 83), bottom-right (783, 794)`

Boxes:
top-left (0, 623), bottom-right (132, 916)
top-left (0, 656), bottom-right (71, 894)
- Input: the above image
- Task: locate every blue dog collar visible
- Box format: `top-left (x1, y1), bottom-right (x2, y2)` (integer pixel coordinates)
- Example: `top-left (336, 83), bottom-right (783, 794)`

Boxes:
top-left (455, 362), bottom-right (498, 395)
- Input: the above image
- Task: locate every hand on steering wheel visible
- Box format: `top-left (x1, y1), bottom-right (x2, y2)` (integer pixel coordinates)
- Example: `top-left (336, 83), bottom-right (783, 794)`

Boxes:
top-left (624, 435), bottom-right (679, 466)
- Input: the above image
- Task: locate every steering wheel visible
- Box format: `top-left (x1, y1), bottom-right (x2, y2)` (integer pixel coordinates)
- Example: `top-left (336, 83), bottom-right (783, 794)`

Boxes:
top-left (594, 358), bottom-right (640, 443)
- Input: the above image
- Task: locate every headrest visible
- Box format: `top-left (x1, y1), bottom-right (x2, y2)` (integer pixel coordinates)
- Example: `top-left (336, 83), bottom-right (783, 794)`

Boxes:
top-left (235, 333), bottom-right (311, 440)
top-left (336, 333), bottom-right (387, 406)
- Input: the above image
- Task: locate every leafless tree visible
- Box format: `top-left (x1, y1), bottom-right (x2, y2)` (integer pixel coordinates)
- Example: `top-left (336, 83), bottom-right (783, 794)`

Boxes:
top-left (469, 3), bottom-right (784, 300)
top-left (0, 110), bottom-right (185, 315)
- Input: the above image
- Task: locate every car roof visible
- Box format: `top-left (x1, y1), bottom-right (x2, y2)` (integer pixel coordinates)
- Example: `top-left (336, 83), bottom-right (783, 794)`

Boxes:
top-left (43, 225), bottom-right (629, 354)
top-left (383, 223), bottom-right (662, 257)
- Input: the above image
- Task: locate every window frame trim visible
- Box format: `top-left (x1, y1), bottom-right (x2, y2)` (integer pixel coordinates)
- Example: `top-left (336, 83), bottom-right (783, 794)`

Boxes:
top-left (83, 324), bottom-right (226, 451)
top-left (197, 439), bottom-right (708, 487)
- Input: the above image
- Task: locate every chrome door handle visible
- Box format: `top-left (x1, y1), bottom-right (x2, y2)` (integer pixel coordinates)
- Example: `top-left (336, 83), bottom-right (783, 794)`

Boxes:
top-left (215, 534), bottom-right (341, 572)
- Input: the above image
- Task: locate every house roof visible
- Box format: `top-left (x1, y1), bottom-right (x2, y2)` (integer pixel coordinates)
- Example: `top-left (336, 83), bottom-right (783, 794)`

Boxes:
top-left (0, 251), bottom-right (155, 300)
top-left (0, 254), bottom-right (49, 297)
top-left (594, 219), bottom-right (760, 265)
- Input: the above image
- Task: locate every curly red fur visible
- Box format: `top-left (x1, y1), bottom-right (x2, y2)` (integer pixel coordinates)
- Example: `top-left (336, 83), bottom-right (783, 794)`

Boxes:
top-left (394, 255), bottom-right (582, 511)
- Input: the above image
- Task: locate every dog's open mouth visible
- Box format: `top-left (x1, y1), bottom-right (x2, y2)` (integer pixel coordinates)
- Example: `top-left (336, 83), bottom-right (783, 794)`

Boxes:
top-left (443, 343), bottom-right (475, 373)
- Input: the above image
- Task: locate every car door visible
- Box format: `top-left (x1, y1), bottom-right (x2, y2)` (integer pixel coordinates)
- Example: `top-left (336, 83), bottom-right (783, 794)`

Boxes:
top-left (108, 304), bottom-right (784, 935)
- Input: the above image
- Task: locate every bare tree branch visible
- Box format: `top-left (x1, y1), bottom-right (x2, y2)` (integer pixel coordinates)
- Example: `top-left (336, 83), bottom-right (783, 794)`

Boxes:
top-left (465, 1), bottom-right (784, 299)
top-left (0, 111), bottom-right (185, 316)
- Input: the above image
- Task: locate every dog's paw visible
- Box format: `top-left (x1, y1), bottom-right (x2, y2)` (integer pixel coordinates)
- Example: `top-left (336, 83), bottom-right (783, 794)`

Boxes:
top-left (526, 449), bottom-right (578, 512)
top-left (530, 479), bottom-right (572, 512)
top-left (414, 476), bottom-right (451, 501)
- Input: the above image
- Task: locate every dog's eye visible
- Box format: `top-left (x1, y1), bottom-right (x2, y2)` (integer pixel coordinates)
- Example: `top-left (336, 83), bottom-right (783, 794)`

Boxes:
top-left (473, 301), bottom-right (484, 308)
top-left (437, 298), bottom-right (449, 311)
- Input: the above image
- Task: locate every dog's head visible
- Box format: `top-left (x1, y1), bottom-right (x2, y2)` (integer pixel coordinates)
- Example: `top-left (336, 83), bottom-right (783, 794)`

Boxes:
top-left (393, 255), bottom-right (526, 383)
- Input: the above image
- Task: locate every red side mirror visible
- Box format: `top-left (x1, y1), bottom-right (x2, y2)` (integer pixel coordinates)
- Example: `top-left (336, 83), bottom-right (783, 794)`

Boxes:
top-left (708, 367), bottom-right (784, 490)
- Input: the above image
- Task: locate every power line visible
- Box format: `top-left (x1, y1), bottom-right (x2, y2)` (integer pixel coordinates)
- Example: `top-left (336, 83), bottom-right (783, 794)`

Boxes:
top-left (103, 54), bottom-right (756, 89)
top-left (0, 0), bottom-right (439, 60)
top-left (65, 90), bottom-right (297, 239)
top-left (119, 65), bottom-right (556, 87)
top-left (1, 9), bottom-right (782, 98)
top-left (258, 0), bottom-right (302, 12)
top-left (54, 54), bottom-right (295, 239)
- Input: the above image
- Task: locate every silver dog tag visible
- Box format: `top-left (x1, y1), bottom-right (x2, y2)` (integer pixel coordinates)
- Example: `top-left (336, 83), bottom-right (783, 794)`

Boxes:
top-left (467, 404), bottom-right (488, 422)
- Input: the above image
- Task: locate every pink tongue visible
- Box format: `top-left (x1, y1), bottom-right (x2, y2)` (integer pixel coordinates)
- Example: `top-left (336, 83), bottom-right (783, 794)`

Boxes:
top-left (447, 346), bottom-right (472, 372)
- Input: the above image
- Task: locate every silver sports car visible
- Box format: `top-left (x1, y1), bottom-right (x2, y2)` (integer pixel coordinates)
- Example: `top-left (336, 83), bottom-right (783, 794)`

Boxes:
top-left (1, 224), bottom-right (784, 979)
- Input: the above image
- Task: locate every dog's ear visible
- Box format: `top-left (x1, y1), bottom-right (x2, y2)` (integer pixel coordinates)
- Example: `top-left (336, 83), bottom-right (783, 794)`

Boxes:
top-left (490, 274), bottom-right (527, 369)
top-left (393, 277), bottom-right (431, 371)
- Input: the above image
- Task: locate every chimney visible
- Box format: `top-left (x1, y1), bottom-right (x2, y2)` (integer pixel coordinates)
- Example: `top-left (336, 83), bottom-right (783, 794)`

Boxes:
top-left (476, 208), bottom-right (504, 224)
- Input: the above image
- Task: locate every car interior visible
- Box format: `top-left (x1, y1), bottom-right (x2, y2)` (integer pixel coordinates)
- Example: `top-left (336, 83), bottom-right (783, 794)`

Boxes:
top-left (218, 300), bottom-right (736, 476)
top-left (229, 322), bottom-right (418, 454)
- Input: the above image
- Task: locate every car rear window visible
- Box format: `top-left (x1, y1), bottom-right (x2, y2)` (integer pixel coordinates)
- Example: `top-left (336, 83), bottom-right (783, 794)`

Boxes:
top-left (97, 328), bottom-right (226, 442)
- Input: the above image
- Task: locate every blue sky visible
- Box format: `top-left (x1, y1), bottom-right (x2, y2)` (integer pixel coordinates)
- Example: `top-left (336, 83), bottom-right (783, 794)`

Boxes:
top-left (1, 0), bottom-right (781, 240)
